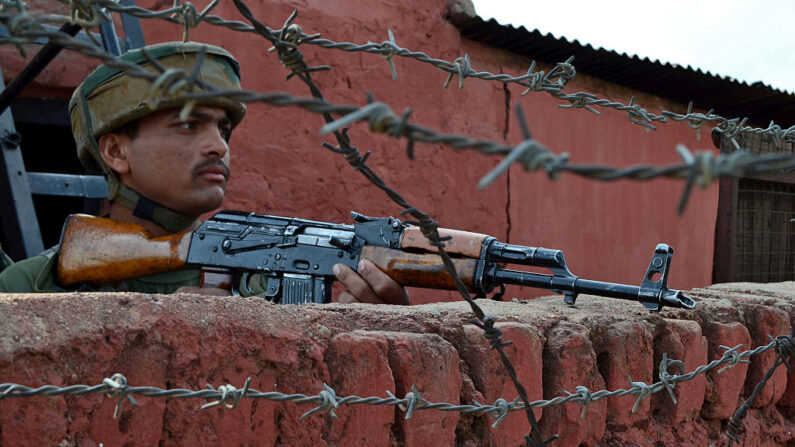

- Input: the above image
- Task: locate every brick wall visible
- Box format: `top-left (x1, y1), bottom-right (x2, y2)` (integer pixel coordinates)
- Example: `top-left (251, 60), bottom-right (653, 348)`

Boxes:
top-left (1, 284), bottom-right (793, 446)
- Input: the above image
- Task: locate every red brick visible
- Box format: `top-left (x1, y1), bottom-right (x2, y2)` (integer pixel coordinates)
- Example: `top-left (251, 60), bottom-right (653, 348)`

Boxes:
top-left (600, 426), bottom-right (657, 447)
top-left (700, 321), bottom-right (751, 419)
top-left (651, 319), bottom-right (708, 424)
top-left (382, 332), bottom-right (462, 447)
top-left (539, 321), bottom-right (606, 447)
top-left (326, 331), bottom-right (395, 446)
top-left (0, 294), bottom-right (335, 446)
top-left (0, 360), bottom-right (70, 447)
top-left (741, 306), bottom-right (790, 407)
top-left (596, 320), bottom-right (655, 428)
top-left (150, 324), bottom-right (314, 447)
top-left (461, 322), bottom-right (544, 446)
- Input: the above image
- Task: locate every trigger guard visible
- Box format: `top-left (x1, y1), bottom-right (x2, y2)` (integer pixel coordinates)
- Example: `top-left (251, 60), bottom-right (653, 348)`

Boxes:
top-left (233, 272), bottom-right (256, 297)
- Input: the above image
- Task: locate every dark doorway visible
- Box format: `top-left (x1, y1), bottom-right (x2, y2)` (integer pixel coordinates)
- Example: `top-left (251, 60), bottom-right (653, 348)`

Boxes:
top-left (0, 98), bottom-right (101, 260)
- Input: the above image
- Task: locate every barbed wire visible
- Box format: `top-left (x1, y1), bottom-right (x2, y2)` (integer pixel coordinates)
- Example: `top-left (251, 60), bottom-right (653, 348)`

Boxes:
top-left (1, 330), bottom-right (791, 430)
top-left (44, 0), bottom-right (795, 149)
top-left (2, 14), bottom-right (794, 216)
top-left (10, 0), bottom-right (792, 149)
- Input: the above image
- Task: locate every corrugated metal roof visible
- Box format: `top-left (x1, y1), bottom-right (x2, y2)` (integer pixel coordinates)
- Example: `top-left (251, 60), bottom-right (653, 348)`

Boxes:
top-left (448, 14), bottom-right (795, 128)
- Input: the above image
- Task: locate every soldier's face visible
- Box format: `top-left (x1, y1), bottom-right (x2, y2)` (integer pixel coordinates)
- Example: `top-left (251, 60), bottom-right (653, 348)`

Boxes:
top-left (117, 106), bottom-right (233, 217)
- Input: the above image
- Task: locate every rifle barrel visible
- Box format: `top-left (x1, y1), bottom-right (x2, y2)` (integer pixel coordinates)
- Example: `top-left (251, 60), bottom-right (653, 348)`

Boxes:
top-left (491, 267), bottom-right (695, 310)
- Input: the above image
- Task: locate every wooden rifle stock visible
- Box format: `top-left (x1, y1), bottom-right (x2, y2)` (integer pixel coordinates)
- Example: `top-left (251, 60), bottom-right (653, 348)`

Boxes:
top-left (57, 215), bottom-right (191, 286)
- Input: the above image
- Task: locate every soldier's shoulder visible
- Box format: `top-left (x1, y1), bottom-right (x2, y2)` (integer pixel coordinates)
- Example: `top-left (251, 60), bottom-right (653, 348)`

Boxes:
top-left (0, 248), bottom-right (59, 293)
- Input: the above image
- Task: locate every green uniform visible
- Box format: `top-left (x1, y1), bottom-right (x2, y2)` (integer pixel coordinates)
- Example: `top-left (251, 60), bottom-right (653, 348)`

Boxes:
top-left (0, 246), bottom-right (201, 293)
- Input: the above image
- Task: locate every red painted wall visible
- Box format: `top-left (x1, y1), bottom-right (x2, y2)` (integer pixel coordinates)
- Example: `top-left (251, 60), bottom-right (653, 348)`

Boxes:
top-left (7, 0), bottom-right (719, 302)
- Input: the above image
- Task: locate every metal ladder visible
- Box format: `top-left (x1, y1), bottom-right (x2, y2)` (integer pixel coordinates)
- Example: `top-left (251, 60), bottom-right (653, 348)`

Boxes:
top-left (0, 1), bottom-right (145, 261)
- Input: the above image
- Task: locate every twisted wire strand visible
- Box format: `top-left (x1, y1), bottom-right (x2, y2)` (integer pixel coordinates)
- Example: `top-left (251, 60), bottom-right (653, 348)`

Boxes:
top-left (1, 11), bottom-right (792, 216)
top-left (65, 0), bottom-right (795, 147)
top-left (25, 1), bottom-right (792, 148)
top-left (1, 331), bottom-right (790, 425)
top-left (87, 0), bottom-right (577, 91)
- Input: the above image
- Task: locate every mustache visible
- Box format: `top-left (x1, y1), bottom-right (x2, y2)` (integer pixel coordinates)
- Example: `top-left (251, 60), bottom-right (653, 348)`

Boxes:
top-left (193, 158), bottom-right (230, 180)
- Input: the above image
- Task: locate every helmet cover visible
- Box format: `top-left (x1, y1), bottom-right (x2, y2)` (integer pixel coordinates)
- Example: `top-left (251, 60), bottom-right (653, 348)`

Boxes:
top-left (69, 41), bottom-right (246, 199)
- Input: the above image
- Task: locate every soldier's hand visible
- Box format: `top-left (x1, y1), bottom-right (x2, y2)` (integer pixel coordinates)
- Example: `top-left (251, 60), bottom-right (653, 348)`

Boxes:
top-left (333, 260), bottom-right (410, 305)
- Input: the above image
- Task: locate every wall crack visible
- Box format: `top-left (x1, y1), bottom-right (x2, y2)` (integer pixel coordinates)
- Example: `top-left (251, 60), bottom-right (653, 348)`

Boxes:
top-left (502, 69), bottom-right (512, 243)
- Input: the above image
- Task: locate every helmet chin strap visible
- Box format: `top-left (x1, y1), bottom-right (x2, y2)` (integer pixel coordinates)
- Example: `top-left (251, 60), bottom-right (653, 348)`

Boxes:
top-left (114, 183), bottom-right (198, 233)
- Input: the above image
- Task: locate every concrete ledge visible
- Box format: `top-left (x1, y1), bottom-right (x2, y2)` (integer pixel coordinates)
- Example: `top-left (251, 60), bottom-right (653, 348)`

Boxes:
top-left (0, 282), bottom-right (793, 446)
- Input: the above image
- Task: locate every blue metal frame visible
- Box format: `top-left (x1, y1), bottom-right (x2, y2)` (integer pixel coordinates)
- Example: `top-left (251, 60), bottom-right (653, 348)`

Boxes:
top-left (27, 173), bottom-right (108, 198)
top-left (0, 3), bottom-right (144, 261)
top-left (0, 73), bottom-right (44, 259)
top-left (120, 0), bottom-right (146, 49)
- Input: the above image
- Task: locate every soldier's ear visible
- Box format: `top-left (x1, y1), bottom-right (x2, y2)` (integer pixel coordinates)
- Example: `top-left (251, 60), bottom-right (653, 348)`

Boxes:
top-left (97, 133), bottom-right (130, 176)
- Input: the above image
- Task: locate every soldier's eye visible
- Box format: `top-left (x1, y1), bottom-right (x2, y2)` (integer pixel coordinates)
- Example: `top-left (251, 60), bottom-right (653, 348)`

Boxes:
top-left (219, 126), bottom-right (232, 142)
top-left (177, 121), bottom-right (197, 130)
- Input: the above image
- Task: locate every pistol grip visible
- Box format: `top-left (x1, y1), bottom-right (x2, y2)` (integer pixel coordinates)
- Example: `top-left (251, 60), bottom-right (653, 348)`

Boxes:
top-left (200, 267), bottom-right (234, 291)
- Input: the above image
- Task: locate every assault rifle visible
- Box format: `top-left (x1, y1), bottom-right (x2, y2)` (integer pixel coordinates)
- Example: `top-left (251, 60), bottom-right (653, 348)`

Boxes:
top-left (57, 210), bottom-right (696, 311)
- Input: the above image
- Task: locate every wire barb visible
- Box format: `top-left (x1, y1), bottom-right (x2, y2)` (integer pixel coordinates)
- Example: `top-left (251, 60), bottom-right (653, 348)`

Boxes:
top-left (627, 375), bottom-right (652, 414)
top-left (1, 10), bottom-right (792, 211)
top-left (658, 353), bottom-right (684, 405)
top-left (716, 344), bottom-right (750, 374)
top-left (443, 54), bottom-right (470, 89)
top-left (378, 29), bottom-right (399, 80)
top-left (0, 331), bottom-right (791, 436)
top-left (301, 383), bottom-right (339, 419)
top-left (22, 0), bottom-right (791, 147)
top-left (201, 377), bottom-right (251, 410)
top-left (102, 374), bottom-right (138, 418)
top-left (484, 397), bottom-right (520, 428)
top-left (386, 385), bottom-right (426, 420)
top-left (563, 386), bottom-right (594, 418)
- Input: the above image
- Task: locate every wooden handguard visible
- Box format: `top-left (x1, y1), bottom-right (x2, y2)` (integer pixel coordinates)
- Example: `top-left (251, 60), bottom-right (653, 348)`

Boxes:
top-left (57, 214), bottom-right (191, 286)
top-left (400, 227), bottom-right (489, 258)
top-left (361, 245), bottom-right (479, 291)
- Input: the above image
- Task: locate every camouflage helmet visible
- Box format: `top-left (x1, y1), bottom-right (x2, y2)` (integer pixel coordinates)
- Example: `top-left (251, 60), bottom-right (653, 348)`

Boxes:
top-left (69, 41), bottom-right (246, 200)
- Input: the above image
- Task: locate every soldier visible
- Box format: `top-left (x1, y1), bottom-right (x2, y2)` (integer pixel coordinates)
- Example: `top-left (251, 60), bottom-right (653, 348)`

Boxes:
top-left (0, 41), bottom-right (409, 305)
